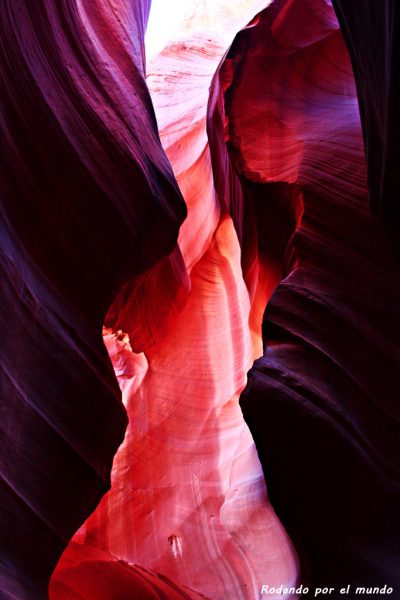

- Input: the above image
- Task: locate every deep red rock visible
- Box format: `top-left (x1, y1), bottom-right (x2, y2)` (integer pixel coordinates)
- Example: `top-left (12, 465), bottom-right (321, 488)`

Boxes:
top-left (2, 0), bottom-right (400, 598)
top-left (218, 0), bottom-right (400, 591)
top-left (332, 0), bottom-right (400, 258)
top-left (0, 1), bottom-right (185, 598)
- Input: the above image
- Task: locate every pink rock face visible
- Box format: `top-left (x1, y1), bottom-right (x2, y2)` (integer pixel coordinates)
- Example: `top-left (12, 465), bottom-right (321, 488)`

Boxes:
top-left (69, 216), bottom-right (298, 600)
top-left (55, 4), bottom-right (301, 598)
top-left (2, 0), bottom-right (400, 598)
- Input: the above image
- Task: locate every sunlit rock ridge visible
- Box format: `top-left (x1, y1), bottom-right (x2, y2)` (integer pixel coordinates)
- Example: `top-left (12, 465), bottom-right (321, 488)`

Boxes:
top-left (0, 1), bottom-right (399, 599)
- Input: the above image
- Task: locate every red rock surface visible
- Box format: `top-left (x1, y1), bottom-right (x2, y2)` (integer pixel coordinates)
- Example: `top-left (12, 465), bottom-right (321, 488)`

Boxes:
top-left (227, 0), bottom-right (400, 591)
top-left (57, 3), bottom-right (299, 599)
top-left (0, 1), bottom-right (185, 598)
top-left (1, 0), bottom-right (399, 598)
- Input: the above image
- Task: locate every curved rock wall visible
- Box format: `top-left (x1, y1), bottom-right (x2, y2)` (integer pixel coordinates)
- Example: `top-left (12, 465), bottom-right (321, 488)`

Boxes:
top-left (0, 1), bottom-right (185, 598)
top-left (1, 0), bottom-right (399, 598)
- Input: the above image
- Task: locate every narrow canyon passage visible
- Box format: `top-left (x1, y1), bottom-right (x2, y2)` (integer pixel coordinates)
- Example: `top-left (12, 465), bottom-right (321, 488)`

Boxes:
top-left (52, 2), bottom-right (299, 599)
top-left (1, 1), bottom-right (399, 599)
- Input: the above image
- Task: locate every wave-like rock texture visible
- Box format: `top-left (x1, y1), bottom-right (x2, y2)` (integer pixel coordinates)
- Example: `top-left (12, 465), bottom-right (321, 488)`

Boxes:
top-left (219, 0), bottom-right (400, 593)
top-left (59, 3), bottom-right (300, 599)
top-left (50, 542), bottom-right (210, 600)
top-left (0, 1), bottom-right (186, 598)
top-left (332, 0), bottom-right (400, 258)
top-left (2, 0), bottom-right (400, 598)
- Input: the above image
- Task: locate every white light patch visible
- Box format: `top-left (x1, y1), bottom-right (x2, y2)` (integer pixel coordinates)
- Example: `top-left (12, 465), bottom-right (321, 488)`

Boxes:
top-left (145, 0), bottom-right (195, 61)
top-left (145, 0), bottom-right (270, 63)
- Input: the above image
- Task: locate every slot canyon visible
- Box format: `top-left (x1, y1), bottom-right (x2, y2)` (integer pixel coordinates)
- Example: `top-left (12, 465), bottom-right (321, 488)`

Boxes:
top-left (1, 1), bottom-right (399, 599)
